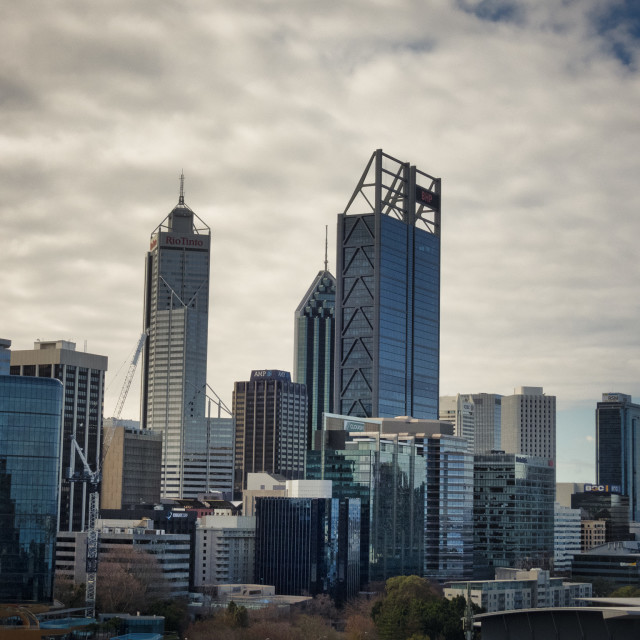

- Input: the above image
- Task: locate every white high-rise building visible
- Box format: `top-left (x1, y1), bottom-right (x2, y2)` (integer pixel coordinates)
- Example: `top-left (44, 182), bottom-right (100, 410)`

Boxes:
top-left (554, 503), bottom-right (581, 574)
top-left (501, 386), bottom-right (556, 462)
top-left (141, 176), bottom-right (211, 499)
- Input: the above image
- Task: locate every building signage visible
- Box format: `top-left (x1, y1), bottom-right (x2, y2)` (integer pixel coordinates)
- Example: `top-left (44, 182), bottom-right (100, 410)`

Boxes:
top-left (150, 235), bottom-right (158, 251)
top-left (345, 420), bottom-right (365, 432)
top-left (166, 511), bottom-right (188, 519)
top-left (250, 370), bottom-right (291, 382)
top-left (163, 234), bottom-right (206, 248)
top-left (584, 484), bottom-right (622, 494)
top-left (515, 455), bottom-right (528, 464)
top-left (415, 184), bottom-right (441, 211)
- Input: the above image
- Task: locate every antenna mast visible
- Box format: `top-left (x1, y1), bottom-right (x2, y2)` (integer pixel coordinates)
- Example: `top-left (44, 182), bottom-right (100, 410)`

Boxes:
top-left (179, 171), bottom-right (185, 205)
top-left (324, 225), bottom-right (328, 271)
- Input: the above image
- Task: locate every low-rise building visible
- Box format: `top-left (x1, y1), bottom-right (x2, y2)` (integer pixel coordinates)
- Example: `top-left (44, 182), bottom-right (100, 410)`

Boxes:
top-left (445, 568), bottom-right (592, 613)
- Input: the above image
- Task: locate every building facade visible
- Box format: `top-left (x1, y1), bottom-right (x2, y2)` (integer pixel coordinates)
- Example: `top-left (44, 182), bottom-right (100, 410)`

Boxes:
top-left (232, 370), bottom-right (307, 497)
top-left (141, 178), bottom-right (211, 499)
top-left (293, 268), bottom-right (335, 438)
top-left (10, 339), bottom-right (107, 531)
top-left (501, 387), bottom-right (556, 462)
top-left (254, 496), bottom-right (360, 603)
top-left (554, 503), bottom-right (581, 575)
top-left (596, 392), bottom-right (640, 521)
top-left (0, 368), bottom-right (63, 603)
top-left (334, 149), bottom-right (441, 419)
top-left (195, 515), bottom-right (256, 587)
top-left (473, 452), bottom-right (555, 579)
top-left (445, 568), bottom-right (591, 613)
top-left (424, 434), bottom-right (474, 581)
top-left (306, 415), bottom-right (440, 586)
top-left (101, 420), bottom-right (162, 509)
top-left (571, 488), bottom-right (630, 543)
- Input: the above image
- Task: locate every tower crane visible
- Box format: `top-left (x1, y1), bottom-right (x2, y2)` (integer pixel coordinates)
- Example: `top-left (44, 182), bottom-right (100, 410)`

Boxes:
top-left (66, 332), bottom-right (147, 618)
top-left (67, 436), bottom-right (100, 619)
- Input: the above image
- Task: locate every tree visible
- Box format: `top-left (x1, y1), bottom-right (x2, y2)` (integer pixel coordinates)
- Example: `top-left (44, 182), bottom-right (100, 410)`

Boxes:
top-left (53, 576), bottom-right (86, 608)
top-left (96, 545), bottom-right (169, 614)
top-left (610, 585), bottom-right (640, 597)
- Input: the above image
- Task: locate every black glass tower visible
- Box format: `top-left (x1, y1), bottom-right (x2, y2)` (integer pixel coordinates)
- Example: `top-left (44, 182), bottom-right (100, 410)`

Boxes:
top-left (293, 259), bottom-right (335, 439)
top-left (335, 149), bottom-right (441, 419)
top-left (596, 392), bottom-right (640, 521)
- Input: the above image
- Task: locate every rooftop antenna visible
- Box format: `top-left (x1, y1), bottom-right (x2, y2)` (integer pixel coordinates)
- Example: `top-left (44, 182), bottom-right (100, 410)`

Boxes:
top-left (324, 225), bottom-right (328, 272)
top-left (179, 170), bottom-right (185, 205)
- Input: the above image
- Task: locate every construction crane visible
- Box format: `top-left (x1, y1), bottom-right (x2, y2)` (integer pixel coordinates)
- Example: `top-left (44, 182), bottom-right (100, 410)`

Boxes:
top-left (113, 331), bottom-right (146, 420)
top-left (67, 436), bottom-right (100, 619)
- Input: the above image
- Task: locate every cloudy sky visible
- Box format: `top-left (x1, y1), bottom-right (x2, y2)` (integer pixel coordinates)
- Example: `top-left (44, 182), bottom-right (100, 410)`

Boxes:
top-left (3, 0), bottom-right (639, 482)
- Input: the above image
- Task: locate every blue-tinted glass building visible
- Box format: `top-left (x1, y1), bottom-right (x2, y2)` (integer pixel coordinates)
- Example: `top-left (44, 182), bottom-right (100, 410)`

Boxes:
top-left (254, 496), bottom-right (360, 603)
top-left (335, 149), bottom-right (441, 419)
top-left (473, 453), bottom-right (555, 579)
top-left (596, 392), bottom-right (640, 521)
top-left (307, 416), bottom-right (428, 587)
top-left (294, 268), bottom-right (335, 439)
top-left (0, 371), bottom-right (63, 603)
top-left (424, 434), bottom-right (474, 581)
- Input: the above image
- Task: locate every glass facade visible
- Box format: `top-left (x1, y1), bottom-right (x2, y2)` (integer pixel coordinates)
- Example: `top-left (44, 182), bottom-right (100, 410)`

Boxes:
top-left (307, 432), bottom-right (425, 586)
top-left (336, 151), bottom-right (441, 419)
top-left (141, 195), bottom-right (211, 499)
top-left (424, 435), bottom-right (474, 581)
top-left (473, 453), bottom-right (555, 579)
top-left (232, 372), bottom-right (308, 498)
top-left (596, 393), bottom-right (640, 521)
top-left (293, 270), bottom-right (335, 438)
top-left (254, 496), bottom-right (360, 603)
top-left (10, 341), bottom-right (107, 532)
top-left (0, 375), bottom-right (63, 603)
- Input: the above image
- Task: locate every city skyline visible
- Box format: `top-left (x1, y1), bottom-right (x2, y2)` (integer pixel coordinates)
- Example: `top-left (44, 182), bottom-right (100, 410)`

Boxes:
top-left (3, 2), bottom-right (640, 484)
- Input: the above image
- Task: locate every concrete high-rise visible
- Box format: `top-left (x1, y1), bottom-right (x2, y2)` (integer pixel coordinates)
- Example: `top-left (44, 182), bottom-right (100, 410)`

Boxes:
top-left (293, 253), bottom-right (335, 438)
top-left (501, 387), bottom-right (556, 463)
top-left (232, 370), bottom-right (307, 497)
top-left (596, 392), bottom-right (640, 521)
top-left (335, 149), bottom-right (441, 419)
top-left (10, 339), bottom-right (107, 532)
top-left (141, 176), bottom-right (211, 499)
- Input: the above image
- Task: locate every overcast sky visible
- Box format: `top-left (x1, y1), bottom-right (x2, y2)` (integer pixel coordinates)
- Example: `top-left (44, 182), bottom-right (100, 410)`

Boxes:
top-left (3, 1), bottom-right (639, 482)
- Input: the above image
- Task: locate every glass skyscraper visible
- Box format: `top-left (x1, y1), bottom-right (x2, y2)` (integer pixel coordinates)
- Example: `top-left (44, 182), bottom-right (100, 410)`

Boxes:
top-left (10, 339), bottom-right (107, 531)
top-left (141, 177), bottom-right (211, 499)
top-left (0, 371), bottom-right (63, 603)
top-left (293, 267), bottom-right (335, 438)
top-left (254, 496), bottom-right (360, 603)
top-left (335, 149), bottom-right (441, 419)
top-left (596, 392), bottom-right (640, 521)
top-left (473, 452), bottom-right (555, 579)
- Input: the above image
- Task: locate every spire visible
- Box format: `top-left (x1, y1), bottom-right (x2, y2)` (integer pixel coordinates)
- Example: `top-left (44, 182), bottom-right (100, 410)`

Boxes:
top-left (179, 170), bottom-right (185, 205)
top-left (324, 225), bottom-right (328, 272)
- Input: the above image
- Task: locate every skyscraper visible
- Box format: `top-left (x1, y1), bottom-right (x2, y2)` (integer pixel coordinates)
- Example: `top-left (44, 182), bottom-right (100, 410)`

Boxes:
top-left (10, 339), bottom-right (107, 532)
top-left (293, 238), bottom-right (336, 438)
top-left (335, 149), bottom-right (441, 419)
top-left (1, 339), bottom-right (63, 603)
top-left (141, 175), bottom-right (211, 499)
top-left (501, 387), bottom-right (556, 463)
top-left (596, 392), bottom-right (640, 521)
top-left (232, 370), bottom-right (307, 498)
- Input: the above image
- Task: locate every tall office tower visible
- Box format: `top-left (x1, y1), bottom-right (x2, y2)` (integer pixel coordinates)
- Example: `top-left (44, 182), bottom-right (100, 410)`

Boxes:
top-left (596, 392), bottom-right (640, 521)
top-left (473, 452), bottom-right (555, 579)
top-left (335, 149), bottom-right (441, 419)
top-left (232, 370), bottom-right (308, 498)
top-left (10, 339), bottom-right (107, 532)
top-left (501, 387), bottom-right (556, 462)
top-left (572, 486), bottom-right (631, 542)
top-left (254, 496), bottom-right (360, 603)
top-left (439, 395), bottom-right (475, 451)
top-left (1, 340), bottom-right (63, 603)
top-left (293, 247), bottom-right (336, 439)
top-left (424, 434), bottom-right (474, 581)
top-left (141, 176), bottom-right (211, 499)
